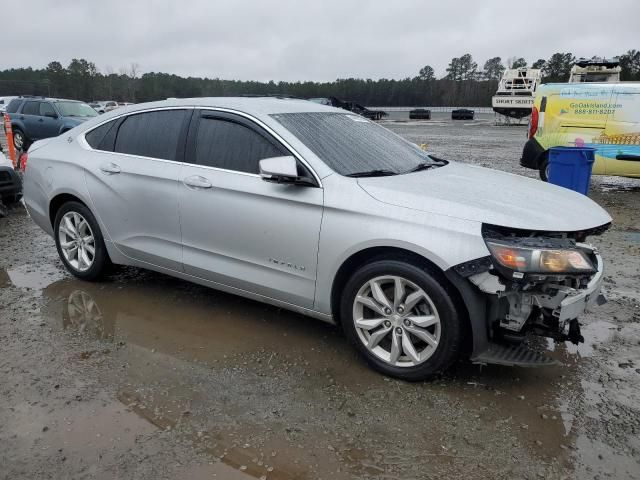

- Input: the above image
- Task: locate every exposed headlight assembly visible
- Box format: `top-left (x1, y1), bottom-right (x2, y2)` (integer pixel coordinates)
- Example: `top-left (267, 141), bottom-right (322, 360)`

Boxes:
top-left (485, 240), bottom-right (595, 276)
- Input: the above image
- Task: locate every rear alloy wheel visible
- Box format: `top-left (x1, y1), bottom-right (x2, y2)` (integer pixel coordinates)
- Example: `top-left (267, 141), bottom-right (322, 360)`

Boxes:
top-left (58, 211), bottom-right (96, 272)
top-left (54, 202), bottom-right (111, 281)
top-left (341, 260), bottom-right (462, 381)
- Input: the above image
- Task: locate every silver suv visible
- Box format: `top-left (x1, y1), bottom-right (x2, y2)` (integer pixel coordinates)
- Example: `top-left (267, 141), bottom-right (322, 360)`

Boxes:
top-left (23, 98), bottom-right (611, 380)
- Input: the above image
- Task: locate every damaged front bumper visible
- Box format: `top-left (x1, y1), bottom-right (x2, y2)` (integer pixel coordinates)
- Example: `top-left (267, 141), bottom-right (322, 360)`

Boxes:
top-left (447, 225), bottom-right (610, 367)
top-left (554, 251), bottom-right (606, 321)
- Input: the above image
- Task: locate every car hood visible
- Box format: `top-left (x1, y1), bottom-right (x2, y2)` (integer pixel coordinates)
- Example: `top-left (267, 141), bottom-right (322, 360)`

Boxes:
top-left (357, 162), bottom-right (612, 232)
top-left (64, 116), bottom-right (92, 125)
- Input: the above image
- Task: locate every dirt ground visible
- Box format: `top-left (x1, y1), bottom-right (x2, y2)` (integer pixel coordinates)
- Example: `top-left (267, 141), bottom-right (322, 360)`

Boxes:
top-left (1, 113), bottom-right (639, 480)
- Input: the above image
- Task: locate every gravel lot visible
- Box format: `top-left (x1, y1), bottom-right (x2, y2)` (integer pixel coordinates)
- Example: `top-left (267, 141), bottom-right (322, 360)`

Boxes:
top-left (1, 113), bottom-right (639, 479)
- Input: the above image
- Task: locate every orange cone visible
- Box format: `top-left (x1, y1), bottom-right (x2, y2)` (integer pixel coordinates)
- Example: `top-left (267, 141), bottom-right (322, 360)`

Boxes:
top-left (3, 113), bottom-right (17, 168)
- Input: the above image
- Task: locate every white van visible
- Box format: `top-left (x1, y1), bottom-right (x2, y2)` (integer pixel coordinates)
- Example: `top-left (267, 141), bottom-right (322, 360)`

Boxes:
top-left (521, 83), bottom-right (640, 179)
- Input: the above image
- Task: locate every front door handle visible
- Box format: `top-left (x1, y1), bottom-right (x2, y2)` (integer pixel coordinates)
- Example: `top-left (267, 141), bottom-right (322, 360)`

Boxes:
top-left (99, 162), bottom-right (121, 174)
top-left (183, 175), bottom-right (212, 189)
top-left (616, 154), bottom-right (640, 161)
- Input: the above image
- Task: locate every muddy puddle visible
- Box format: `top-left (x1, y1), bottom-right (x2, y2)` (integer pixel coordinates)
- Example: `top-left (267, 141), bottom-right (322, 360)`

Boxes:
top-left (2, 262), bottom-right (64, 290)
top-left (26, 263), bottom-right (631, 479)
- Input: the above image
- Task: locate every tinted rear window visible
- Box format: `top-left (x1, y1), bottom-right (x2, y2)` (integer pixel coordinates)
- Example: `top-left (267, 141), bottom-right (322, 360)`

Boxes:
top-left (271, 112), bottom-right (432, 176)
top-left (195, 117), bottom-right (284, 173)
top-left (6, 99), bottom-right (21, 113)
top-left (85, 120), bottom-right (119, 151)
top-left (114, 110), bottom-right (186, 161)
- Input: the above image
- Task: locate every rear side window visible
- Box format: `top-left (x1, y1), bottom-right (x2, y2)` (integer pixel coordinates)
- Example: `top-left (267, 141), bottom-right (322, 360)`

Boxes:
top-left (22, 101), bottom-right (40, 115)
top-left (114, 110), bottom-right (186, 161)
top-left (6, 99), bottom-right (21, 113)
top-left (85, 120), bottom-right (119, 151)
top-left (195, 117), bottom-right (285, 173)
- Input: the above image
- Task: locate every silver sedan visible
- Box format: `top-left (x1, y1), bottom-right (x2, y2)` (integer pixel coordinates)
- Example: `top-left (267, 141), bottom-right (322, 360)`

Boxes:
top-left (23, 98), bottom-right (611, 380)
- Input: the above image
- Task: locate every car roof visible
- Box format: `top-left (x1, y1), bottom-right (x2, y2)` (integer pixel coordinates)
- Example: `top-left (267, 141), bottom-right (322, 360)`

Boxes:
top-left (15, 97), bottom-right (82, 103)
top-left (117, 97), bottom-right (344, 117)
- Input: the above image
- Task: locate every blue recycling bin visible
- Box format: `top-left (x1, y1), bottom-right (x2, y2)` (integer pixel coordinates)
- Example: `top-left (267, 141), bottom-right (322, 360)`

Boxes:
top-left (548, 146), bottom-right (595, 195)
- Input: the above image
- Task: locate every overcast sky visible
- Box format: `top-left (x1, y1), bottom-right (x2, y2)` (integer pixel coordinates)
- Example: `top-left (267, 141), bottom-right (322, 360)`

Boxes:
top-left (5, 0), bottom-right (638, 81)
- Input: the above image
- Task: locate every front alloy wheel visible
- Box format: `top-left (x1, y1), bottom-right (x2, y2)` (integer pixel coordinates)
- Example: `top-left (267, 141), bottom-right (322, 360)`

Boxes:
top-left (341, 259), bottom-right (462, 381)
top-left (353, 276), bottom-right (441, 367)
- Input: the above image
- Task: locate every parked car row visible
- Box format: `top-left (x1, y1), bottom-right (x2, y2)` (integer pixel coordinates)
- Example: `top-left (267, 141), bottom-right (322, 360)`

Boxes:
top-left (88, 100), bottom-right (134, 114)
top-left (408, 108), bottom-right (476, 121)
top-left (308, 96), bottom-right (387, 120)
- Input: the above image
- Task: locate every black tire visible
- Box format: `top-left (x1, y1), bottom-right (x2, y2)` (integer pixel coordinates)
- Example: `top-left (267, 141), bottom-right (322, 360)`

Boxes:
top-left (53, 201), bottom-right (111, 281)
top-left (13, 128), bottom-right (26, 151)
top-left (538, 154), bottom-right (549, 182)
top-left (340, 259), bottom-right (463, 381)
top-left (5, 194), bottom-right (22, 205)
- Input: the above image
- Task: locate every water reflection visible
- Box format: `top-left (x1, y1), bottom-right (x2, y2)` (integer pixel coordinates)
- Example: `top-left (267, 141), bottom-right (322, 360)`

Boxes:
top-left (40, 272), bottom-right (355, 373)
top-left (64, 289), bottom-right (112, 340)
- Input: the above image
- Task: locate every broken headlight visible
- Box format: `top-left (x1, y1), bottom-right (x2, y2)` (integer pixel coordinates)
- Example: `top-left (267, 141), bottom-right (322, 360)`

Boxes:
top-left (485, 240), bottom-right (595, 275)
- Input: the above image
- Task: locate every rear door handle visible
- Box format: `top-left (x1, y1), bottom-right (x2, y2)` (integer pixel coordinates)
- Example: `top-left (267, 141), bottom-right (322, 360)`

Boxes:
top-left (183, 175), bottom-right (212, 189)
top-left (99, 162), bottom-right (121, 174)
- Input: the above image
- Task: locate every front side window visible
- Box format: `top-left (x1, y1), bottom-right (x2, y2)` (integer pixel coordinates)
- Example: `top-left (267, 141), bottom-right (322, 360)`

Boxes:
top-left (195, 117), bottom-right (285, 173)
top-left (22, 101), bottom-right (40, 116)
top-left (40, 102), bottom-right (56, 117)
top-left (55, 102), bottom-right (98, 118)
top-left (271, 112), bottom-right (436, 176)
top-left (114, 110), bottom-right (186, 161)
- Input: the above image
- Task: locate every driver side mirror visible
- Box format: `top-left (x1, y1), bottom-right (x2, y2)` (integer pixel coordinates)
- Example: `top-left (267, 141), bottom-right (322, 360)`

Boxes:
top-left (259, 156), bottom-right (314, 186)
top-left (44, 111), bottom-right (58, 119)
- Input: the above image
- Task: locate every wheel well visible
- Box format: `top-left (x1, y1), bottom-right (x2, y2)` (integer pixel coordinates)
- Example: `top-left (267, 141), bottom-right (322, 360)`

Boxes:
top-left (330, 247), bottom-right (471, 343)
top-left (538, 149), bottom-right (548, 165)
top-left (49, 193), bottom-right (87, 228)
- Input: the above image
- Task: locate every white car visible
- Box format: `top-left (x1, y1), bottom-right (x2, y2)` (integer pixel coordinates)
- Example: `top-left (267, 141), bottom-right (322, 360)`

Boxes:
top-left (92, 101), bottom-right (119, 114)
top-left (0, 96), bottom-right (17, 114)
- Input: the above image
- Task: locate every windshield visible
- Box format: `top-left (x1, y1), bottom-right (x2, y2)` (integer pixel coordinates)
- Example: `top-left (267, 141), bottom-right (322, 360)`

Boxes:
top-left (271, 112), bottom-right (435, 176)
top-left (308, 98), bottom-right (331, 105)
top-left (55, 101), bottom-right (98, 118)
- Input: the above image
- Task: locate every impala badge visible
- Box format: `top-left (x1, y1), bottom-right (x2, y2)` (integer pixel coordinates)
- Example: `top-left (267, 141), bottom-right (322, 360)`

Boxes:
top-left (269, 258), bottom-right (306, 271)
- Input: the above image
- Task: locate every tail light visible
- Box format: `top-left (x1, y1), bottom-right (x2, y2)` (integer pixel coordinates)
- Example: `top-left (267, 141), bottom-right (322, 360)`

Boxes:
top-left (19, 152), bottom-right (28, 172)
top-left (528, 106), bottom-right (539, 139)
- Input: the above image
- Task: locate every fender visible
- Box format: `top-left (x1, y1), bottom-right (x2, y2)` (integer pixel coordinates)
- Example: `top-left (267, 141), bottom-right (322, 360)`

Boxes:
top-left (10, 119), bottom-right (26, 135)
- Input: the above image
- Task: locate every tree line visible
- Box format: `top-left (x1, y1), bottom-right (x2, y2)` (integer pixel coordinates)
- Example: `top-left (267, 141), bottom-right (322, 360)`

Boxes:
top-left (0, 50), bottom-right (638, 107)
